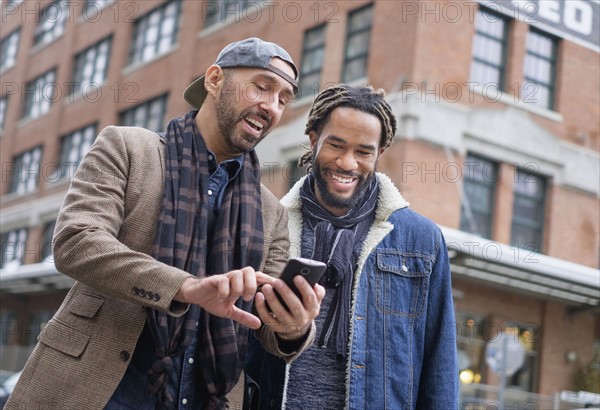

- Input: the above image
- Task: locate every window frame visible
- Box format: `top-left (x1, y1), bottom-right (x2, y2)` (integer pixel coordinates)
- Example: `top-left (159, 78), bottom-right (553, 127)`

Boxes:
top-left (460, 154), bottom-right (498, 239)
top-left (8, 146), bottom-right (43, 195)
top-left (470, 6), bottom-right (510, 91)
top-left (119, 94), bottom-right (169, 131)
top-left (342, 3), bottom-right (374, 83)
top-left (33, 0), bottom-right (69, 47)
top-left (455, 311), bottom-right (489, 385)
top-left (58, 123), bottom-right (97, 181)
top-left (0, 227), bottom-right (29, 270)
top-left (128, 0), bottom-right (182, 66)
top-left (71, 36), bottom-right (112, 98)
top-left (0, 95), bottom-right (7, 134)
top-left (510, 168), bottom-right (546, 253)
top-left (39, 220), bottom-right (56, 263)
top-left (1, 28), bottom-right (20, 72)
top-left (298, 23), bottom-right (327, 100)
top-left (522, 28), bottom-right (558, 110)
top-left (22, 69), bottom-right (57, 120)
top-left (504, 321), bottom-right (540, 392)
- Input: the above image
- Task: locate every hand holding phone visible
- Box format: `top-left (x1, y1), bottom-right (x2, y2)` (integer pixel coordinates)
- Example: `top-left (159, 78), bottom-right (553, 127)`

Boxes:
top-left (279, 257), bottom-right (327, 298)
top-left (255, 258), bottom-right (327, 340)
top-left (259, 257), bottom-right (326, 311)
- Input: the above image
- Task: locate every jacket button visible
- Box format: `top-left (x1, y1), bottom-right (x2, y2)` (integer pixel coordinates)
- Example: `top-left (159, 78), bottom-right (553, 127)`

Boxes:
top-left (139, 288), bottom-right (146, 297)
top-left (119, 350), bottom-right (130, 362)
top-left (132, 287), bottom-right (139, 295)
top-left (146, 291), bottom-right (154, 299)
top-left (153, 294), bottom-right (161, 302)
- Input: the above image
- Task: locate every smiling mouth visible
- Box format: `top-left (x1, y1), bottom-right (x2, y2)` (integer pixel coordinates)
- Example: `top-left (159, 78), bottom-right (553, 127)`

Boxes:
top-left (244, 116), bottom-right (265, 132)
top-left (330, 173), bottom-right (356, 184)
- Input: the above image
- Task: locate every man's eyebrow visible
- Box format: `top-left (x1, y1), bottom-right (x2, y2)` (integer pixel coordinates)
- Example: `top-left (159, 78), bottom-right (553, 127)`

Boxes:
top-left (253, 73), bottom-right (295, 99)
top-left (328, 135), bottom-right (377, 152)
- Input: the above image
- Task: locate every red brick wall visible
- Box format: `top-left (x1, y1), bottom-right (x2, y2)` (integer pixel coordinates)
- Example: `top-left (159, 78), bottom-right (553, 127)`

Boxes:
top-left (379, 139), bottom-right (462, 228)
top-left (545, 185), bottom-right (600, 267)
top-left (537, 302), bottom-right (598, 395)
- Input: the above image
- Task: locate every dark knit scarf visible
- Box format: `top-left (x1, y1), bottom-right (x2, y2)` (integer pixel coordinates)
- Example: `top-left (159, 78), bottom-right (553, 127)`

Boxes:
top-left (299, 173), bottom-right (378, 357)
top-left (146, 110), bottom-right (264, 409)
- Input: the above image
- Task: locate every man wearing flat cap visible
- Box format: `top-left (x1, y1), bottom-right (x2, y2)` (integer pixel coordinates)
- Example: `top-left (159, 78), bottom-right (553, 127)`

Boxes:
top-left (6, 38), bottom-right (324, 410)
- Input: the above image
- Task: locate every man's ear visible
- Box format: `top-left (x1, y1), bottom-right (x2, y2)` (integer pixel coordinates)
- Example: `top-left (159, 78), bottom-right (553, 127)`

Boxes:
top-left (308, 130), bottom-right (319, 150)
top-left (204, 65), bottom-right (225, 97)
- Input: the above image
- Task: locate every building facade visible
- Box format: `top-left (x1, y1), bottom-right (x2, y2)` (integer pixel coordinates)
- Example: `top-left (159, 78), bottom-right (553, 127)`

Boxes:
top-left (1, 0), bottom-right (599, 407)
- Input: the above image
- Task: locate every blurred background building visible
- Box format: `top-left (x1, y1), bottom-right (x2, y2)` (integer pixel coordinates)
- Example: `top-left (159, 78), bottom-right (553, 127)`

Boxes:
top-left (1, 0), bottom-right (599, 408)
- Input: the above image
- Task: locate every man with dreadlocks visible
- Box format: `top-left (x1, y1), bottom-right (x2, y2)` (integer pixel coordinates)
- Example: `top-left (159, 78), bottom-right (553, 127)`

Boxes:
top-left (247, 84), bottom-right (458, 409)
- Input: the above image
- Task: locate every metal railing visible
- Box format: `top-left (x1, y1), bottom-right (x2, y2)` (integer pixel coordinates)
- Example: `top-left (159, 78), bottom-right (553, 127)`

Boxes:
top-left (460, 383), bottom-right (600, 409)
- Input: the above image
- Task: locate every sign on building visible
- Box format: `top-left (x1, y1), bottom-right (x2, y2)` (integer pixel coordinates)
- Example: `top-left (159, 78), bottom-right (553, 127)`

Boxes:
top-left (481, 0), bottom-right (600, 52)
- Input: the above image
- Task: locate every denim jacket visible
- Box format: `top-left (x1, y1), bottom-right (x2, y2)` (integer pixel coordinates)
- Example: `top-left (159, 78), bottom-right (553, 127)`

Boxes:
top-left (246, 173), bottom-right (458, 409)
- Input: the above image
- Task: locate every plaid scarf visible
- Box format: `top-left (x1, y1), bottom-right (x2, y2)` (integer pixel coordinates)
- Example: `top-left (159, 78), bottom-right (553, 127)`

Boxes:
top-left (300, 173), bottom-right (378, 357)
top-left (146, 110), bottom-right (264, 409)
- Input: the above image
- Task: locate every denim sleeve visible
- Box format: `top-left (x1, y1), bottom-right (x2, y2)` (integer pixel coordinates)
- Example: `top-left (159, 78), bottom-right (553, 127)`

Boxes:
top-left (416, 230), bottom-right (459, 409)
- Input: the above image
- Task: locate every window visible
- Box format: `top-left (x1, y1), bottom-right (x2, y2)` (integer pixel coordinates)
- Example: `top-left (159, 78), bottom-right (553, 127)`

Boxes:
top-left (460, 155), bottom-right (498, 239)
top-left (1, 28), bottom-right (20, 71)
top-left (0, 96), bottom-right (7, 133)
top-left (4, 0), bottom-right (24, 6)
top-left (0, 311), bottom-right (16, 345)
top-left (204, 0), bottom-right (252, 28)
top-left (39, 221), bottom-right (56, 263)
top-left (119, 94), bottom-right (168, 131)
top-left (22, 69), bottom-right (56, 120)
top-left (26, 311), bottom-right (54, 346)
top-left (298, 24), bottom-right (326, 100)
top-left (72, 37), bottom-right (111, 97)
top-left (33, 0), bottom-right (68, 46)
top-left (505, 322), bottom-right (539, 391)
top-left (129, 1), bottom-right (181, 65)
top-left (8, 146), bottom-right (43, 195)
top-left (523, 29), bottom-right (557, 110)
top-left (59, 124), bottom-right (97, 181)
top-left (456, 312), bottom-right (488, 386)
top-left (0, 227), bottom-right (28, 270)
top-left (470, 7), bottom-right (509, 90)
top-left (511, 169), bottom-right (546, 252)
top-left (342, 4), bottom-right (373, 82)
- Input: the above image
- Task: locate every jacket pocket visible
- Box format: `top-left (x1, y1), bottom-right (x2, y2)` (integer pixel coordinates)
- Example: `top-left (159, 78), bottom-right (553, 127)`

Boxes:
top-left (375, 250), bottom-right (432, 318)
top-left (69, 292), bottom-right (105, 318)
top-left (39, 319), bottom-right (90, 358)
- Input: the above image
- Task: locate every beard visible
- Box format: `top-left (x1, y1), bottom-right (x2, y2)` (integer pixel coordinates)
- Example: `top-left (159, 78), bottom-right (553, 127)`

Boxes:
top-left (312, 159), bottom-right (375, 212)
top-left (214, 78), bottom-right (272, 153)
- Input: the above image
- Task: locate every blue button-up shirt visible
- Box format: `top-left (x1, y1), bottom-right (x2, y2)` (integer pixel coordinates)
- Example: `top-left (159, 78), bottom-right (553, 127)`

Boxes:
top-left (206, 151), bottom-right (244, 210)
top-left (176, 150), bottom-right (243, 409)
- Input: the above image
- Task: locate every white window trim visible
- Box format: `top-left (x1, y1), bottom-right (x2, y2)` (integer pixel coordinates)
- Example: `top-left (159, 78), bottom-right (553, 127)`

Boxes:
top-left (469, 84), bottom-right (563, 123)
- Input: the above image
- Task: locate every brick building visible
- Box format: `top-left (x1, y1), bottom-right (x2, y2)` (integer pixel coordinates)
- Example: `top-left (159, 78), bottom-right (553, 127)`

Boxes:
top-left (1, 0), bottom-right (598, 407)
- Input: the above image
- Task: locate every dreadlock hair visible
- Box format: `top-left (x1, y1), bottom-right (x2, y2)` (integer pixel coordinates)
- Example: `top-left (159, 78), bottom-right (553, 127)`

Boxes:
top-left (298, 84), bottom-right (397, 168)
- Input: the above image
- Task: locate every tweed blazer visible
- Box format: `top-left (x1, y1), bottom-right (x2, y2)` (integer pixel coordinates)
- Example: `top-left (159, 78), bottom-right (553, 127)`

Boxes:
top-left (6, 126), bottom-right (294, 409)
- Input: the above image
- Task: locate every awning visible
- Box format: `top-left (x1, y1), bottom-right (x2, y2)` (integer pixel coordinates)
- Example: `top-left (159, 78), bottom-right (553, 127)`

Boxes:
top-left (443, 226), bottom-right (600, 309)
top-left (0, 262), bottom-right (74, 294)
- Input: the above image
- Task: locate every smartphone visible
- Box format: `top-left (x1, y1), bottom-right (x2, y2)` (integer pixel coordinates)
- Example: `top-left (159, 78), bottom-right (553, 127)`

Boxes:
top-left (279, 257), bottom-right (327, 299)
top-left (260, 257), bottom-right (327, 311)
